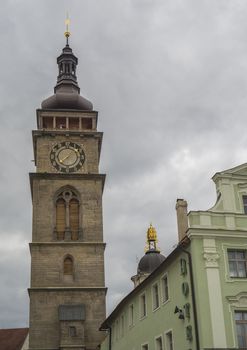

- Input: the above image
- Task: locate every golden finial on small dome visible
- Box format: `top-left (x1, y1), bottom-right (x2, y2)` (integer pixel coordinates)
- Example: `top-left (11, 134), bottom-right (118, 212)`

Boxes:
top-left (64, 13), bottom-right (71, 44)
top-left (145, 223), bottom-right (160, 252)
top-left (147, 223), bottom-right (157, 242)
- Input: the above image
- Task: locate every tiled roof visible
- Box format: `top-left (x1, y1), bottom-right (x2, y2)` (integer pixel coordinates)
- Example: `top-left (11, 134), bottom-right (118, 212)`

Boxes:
top-left (0, 328), bottom-right (28, 350)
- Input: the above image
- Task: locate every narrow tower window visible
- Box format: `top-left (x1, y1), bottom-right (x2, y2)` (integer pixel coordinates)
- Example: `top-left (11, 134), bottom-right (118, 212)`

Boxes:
top-left (64, 257), bottom-right (73, 275)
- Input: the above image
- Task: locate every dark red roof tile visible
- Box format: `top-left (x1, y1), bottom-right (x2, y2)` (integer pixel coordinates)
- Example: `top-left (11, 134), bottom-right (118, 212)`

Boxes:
top-left (0, 328), bottom-right (28, 350)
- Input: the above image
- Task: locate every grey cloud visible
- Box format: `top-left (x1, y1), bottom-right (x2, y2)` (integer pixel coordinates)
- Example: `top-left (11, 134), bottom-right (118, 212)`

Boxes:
top-left (0, 0), bottom-right (247, 325)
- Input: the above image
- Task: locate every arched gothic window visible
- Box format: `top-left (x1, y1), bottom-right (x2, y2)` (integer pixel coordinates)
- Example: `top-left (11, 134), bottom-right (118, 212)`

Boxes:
top-left (55, 188), bottom-right (80, 240)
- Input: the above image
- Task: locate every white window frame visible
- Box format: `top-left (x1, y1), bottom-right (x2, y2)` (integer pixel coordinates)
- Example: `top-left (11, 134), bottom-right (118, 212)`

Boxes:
top-left (141, 342), bottom-right (149, 350)
top-left (120, 314), bottom-right (124, 337)
top-left (139, 292), bottom-right (147, 319)
top-left (235, 310), bottom-right (247, 348)
top-left (164, 329), bottom-right (174, 350)
top-left (228, 249), bottom-right (247, 278)
top-left (161, 273), bottom-right (169, 304)
top-left (155, 334), bottom-right (163, 350)
top-left (116, 319), bottom-right (119, 340)
top-left (152, 282), bottom-right (160, 311)
top-left (129, 303), bottom-right (134, 327)
top-left (240, 192), bottom-right (247, 215)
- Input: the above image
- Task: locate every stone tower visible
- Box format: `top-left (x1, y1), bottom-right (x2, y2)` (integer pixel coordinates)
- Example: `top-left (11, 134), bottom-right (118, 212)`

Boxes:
top-left (28, 29), bottom-right (106, 350)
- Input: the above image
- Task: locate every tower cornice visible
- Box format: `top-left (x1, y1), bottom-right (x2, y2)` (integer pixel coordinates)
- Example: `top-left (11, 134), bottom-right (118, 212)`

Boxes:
top-left (29, 242), bottom-right (106, 247)
top-left (29, 173), bottom-right (106, 199)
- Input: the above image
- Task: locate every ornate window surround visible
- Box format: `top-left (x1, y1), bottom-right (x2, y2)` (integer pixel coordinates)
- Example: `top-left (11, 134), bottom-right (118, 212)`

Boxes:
top-left (53, 185), bottom-right (83, 241)
top-left (222, 243), bottom-right (247, 283)
top-left (227, 292), bottom-right (247, 349)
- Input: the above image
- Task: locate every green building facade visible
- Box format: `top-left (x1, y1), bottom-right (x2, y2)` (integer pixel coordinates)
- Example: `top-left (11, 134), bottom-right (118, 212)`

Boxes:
top-left (100, 163), bottom-right (247, 350)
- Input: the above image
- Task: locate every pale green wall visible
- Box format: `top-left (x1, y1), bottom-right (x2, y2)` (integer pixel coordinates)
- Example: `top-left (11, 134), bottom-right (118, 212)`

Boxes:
top-left (101, 251), bottom-right (196, 350)
top-left (188, 163), bottom-right (247, 349)
top-left (102, 164), bottom-right (247, 350)
top-left (189, 238), bottom-right (213, 348)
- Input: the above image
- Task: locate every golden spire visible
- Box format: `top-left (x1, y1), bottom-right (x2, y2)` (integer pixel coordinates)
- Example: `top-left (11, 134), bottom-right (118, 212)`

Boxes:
top-left (64, 13), bottom-right (71, 45)
top-left (145, 223), bottom-right (160, 252)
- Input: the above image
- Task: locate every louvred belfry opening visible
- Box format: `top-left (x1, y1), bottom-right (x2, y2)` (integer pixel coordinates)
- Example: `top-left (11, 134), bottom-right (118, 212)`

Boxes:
top-left (70, 198), bottom-right (79, 241)
top-left (56, 198), bottom-right (66, 240)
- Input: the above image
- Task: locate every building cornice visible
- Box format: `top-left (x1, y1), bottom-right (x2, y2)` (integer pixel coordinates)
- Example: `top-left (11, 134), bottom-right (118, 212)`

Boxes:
top-left (28, 287), bottom-right (107, 295)
top-left (188, 228), bottom-right (247, 238)
top-left (29, 173), bottom-right (106, 199)
top-left (29, 242), bottom-right (106, 247)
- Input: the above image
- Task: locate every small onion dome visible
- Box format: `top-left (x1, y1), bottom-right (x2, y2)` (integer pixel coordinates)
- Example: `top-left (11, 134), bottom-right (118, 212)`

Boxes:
top-left (137, 224), bottom-right (165, 274)
top-left (137, 249), bottom-right (165, 274)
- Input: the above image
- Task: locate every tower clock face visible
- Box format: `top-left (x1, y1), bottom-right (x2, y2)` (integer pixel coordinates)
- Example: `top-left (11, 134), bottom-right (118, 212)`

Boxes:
top-left (50, 142), bottom-right (85, 173)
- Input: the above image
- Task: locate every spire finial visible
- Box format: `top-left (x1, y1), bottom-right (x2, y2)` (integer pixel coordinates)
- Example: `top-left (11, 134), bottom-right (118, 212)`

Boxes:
top-left (145, 223), bottom-right (160, 252)
top-left (64, 13), bottom-right (70, 46)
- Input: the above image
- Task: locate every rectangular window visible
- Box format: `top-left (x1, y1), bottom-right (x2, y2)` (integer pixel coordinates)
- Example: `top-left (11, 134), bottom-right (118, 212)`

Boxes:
top-left (121, 315), bottom-right (124, 337)
top-left (228, 250), bottom-right (247, 277)
top-left (235, 311), bottom-right (247, 348)
top-left (161, 274), bottom-right (169, 303)
top-left (152, 283), bottom-right (160, 310)
top-left (140, 293), bottom-right (147, 318)
top-left (155, 336), bottom-right (163, 350)
top-left (243, 195), bottom-right (247, 214)
top-left (116, 320), bottom-right (119, 340)
top-left (129, 304), bottom-right (134, 326)
top-left (165, 331), bottom-right (173, 350)
top-left (141, 344), bottom-right (149, 350)
top-left (69, 326), bottom-right (76, 337)
top-left (112, 324), bottom-right (115, 342)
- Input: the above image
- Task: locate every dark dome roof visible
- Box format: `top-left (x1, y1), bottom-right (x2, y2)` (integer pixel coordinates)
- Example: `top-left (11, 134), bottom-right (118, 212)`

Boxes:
top-left (41, 89), bottom-right (93, 110)
top-left (138, 250), bottom-right (165, 274)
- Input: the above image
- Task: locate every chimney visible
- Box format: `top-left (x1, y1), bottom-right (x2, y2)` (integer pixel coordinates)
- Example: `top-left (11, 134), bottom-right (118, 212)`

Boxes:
top-left (176, 198), bottom-right (188, 242)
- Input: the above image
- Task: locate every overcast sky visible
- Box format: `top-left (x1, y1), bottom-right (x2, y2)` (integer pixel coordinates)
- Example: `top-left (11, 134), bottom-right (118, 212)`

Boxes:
top-left (1, 0), bottom-right (247, 328)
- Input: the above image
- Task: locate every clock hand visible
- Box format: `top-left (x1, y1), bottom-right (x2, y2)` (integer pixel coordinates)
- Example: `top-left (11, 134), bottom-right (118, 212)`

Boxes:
top-left (60, 151), bottom-right (74, 163)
